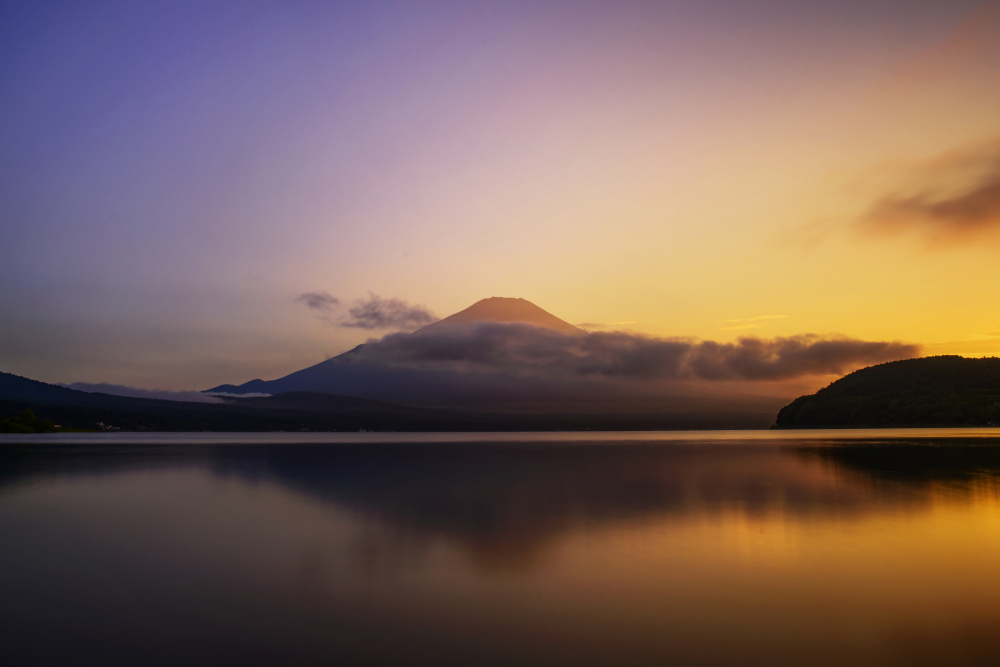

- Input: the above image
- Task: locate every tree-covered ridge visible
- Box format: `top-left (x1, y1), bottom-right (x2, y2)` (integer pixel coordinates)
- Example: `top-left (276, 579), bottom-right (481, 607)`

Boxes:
top-left (0, 409), bottom-right (56, 433)
top-left (0, 371), bottom-right (776, 432)
top-left (774, 356), bottom-right (1000, 428)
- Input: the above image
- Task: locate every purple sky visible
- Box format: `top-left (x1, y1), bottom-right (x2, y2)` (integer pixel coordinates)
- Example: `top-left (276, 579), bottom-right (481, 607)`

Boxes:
top-left (2, 1), bottom-right (998, 390)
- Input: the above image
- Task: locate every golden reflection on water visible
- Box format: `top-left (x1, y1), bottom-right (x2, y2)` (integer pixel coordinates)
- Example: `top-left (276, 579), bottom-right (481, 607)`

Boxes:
top-left (514, 477), bottom-right (1000, 666)
top-left (4, 440), bottom-right (1000, 666)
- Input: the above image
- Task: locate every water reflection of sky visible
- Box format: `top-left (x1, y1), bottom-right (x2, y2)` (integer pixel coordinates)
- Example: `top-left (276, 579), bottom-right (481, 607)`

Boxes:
top-left (3, 438), bottom-right (1000, 665)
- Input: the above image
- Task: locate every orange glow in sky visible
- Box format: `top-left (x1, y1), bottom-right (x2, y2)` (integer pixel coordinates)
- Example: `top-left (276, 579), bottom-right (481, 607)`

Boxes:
top-left (2, 1), bottom-right (999, 391)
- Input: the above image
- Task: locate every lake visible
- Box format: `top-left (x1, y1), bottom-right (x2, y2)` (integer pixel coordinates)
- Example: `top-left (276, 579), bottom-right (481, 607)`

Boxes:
top-left (3, 430), bottom-right (1000, 666)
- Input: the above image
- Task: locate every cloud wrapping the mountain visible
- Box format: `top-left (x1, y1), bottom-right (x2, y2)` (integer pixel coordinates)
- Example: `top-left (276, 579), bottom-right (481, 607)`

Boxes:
top-left (351, 323), bottom-right (919, 382)
top-left (341, 293), bottom-right (437, 331)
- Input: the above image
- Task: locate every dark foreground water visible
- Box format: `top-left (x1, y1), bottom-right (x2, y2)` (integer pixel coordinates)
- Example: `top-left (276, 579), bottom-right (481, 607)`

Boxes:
top-left (3, 430), bottom-right (1000, 666)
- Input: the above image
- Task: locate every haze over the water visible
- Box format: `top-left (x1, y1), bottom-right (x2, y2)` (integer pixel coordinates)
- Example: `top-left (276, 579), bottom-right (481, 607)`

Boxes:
top-left (2, 1), bottom-right (999, 392)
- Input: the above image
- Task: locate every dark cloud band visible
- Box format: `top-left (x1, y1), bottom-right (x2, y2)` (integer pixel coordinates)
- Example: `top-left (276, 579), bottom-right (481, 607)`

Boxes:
top-left (350, 322), bottom-right (919, 382)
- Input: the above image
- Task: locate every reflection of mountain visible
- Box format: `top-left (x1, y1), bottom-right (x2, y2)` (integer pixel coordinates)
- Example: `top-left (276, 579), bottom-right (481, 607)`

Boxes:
top-left (6, 439), bottom-right (999, 569)
top-left (247, 444), bottom-right (847, 569)
top-left (803, 441), bottom-right (1000, 488)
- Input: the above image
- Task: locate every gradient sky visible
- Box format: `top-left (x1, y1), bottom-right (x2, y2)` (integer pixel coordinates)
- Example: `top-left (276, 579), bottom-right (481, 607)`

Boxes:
top-left (3, 0), bottom-right (1000, 391)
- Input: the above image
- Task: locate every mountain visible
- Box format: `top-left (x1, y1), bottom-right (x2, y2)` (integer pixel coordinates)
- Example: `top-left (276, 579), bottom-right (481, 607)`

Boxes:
top-left (417, 297), bottom-right (583, 334)
top-left (773, 356), bottom-right (1000, 428)
top-left (206, 296), bottom-right (783, 425)
top-left (2, 296), bottom-right (784, 432)
top-left (207, 297), bottom-right (587, 403)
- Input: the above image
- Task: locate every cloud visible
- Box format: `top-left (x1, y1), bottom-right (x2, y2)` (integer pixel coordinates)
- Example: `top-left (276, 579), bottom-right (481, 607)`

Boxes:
top-left (576, 321), bottom-right (638, 331)
top-left (720, 315), bottom-right (789, 331)
top-left (861, 141), bottom-right (1000, 241)
top-left (349, 322), bottom-right (919, 382)
top-left (867, 169), bottom-right (1000, 234)
top-left (340, 293), bottom-right (437, 331)
top-left (968, 329), bottom-right (1000, 341)
top-left (685, 336), bottom-right (919, 381)
top-left (297, 291), bottom-right (436, 331)
top-left (297, 292), bottom-right (340, 313)
top-left (64, 382), bottom-right (225, 403)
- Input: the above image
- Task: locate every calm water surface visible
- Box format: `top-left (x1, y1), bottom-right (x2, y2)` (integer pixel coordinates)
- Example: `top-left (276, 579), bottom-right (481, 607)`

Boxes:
top-left (3, 430), bottom-right (1000, 666)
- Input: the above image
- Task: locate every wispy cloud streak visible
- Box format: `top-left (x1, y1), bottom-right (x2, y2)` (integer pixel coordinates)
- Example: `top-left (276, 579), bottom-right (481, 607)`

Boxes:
top-left (861, 140), bottom-right (1000, 242)
top-left (720, 315), bottom-right (789, 331)
top-left (296, 292), bottom-right (435, 331)
top-left (297, 292), bottom-right (340, 312)
top-left (297, 292), bottom-right (340, 324)
top-left (64, 382), bottom-right (225, 403)
top-left (340, 293), bottom-right (437, 331)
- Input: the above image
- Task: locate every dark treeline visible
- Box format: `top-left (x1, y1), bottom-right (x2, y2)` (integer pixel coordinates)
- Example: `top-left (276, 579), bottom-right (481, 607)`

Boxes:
top-left (0, 409), bottom-right (56, 433)
top-left (0, 372), bottom-right (774, 432)
top-left (775, 356), bottom-right (1000, 428)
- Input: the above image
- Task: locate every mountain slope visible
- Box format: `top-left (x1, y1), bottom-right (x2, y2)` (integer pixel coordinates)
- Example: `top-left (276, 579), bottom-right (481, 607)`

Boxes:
top-left (773, 356), bottom-right (1000, 427)
top-left (0, 371), bottom-right (493, 431)
top-left (208, 297), bottom-right (586, 403)
top-left (416, 297), bottom-right (582, 334)
top-left (202, 296), bottom-right (795, 424)
top-left (0, 371), bottom-right (776, 431)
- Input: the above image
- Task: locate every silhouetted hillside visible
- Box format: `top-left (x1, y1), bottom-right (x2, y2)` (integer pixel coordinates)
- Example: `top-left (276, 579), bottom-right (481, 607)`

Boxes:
top-left (0, 372), bottom-right (480, 431)
top-left (0, 372), bottom-right (775, 431)
top-left (774, 356), bottom-right (1000, 428)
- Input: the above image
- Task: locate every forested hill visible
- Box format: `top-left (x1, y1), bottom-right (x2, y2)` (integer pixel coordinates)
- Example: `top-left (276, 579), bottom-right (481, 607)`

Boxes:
top-left (774, 356), bottom-right (1000, 428)
top-left (0, 371), bottom-right (777, 432)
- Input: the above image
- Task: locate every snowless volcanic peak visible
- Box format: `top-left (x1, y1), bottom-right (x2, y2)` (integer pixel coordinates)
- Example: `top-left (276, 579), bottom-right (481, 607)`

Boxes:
top-left (418, 297), bottom-right (583, 334)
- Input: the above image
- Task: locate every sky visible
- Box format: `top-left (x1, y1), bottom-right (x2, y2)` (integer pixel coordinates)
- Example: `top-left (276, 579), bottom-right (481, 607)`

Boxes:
top-left (2, 0), bottom-right (1000, 392)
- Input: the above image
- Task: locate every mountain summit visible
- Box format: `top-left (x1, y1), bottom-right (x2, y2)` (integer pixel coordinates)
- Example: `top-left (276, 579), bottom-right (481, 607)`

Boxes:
top-left (417, 297), bottom-right (582, 334)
